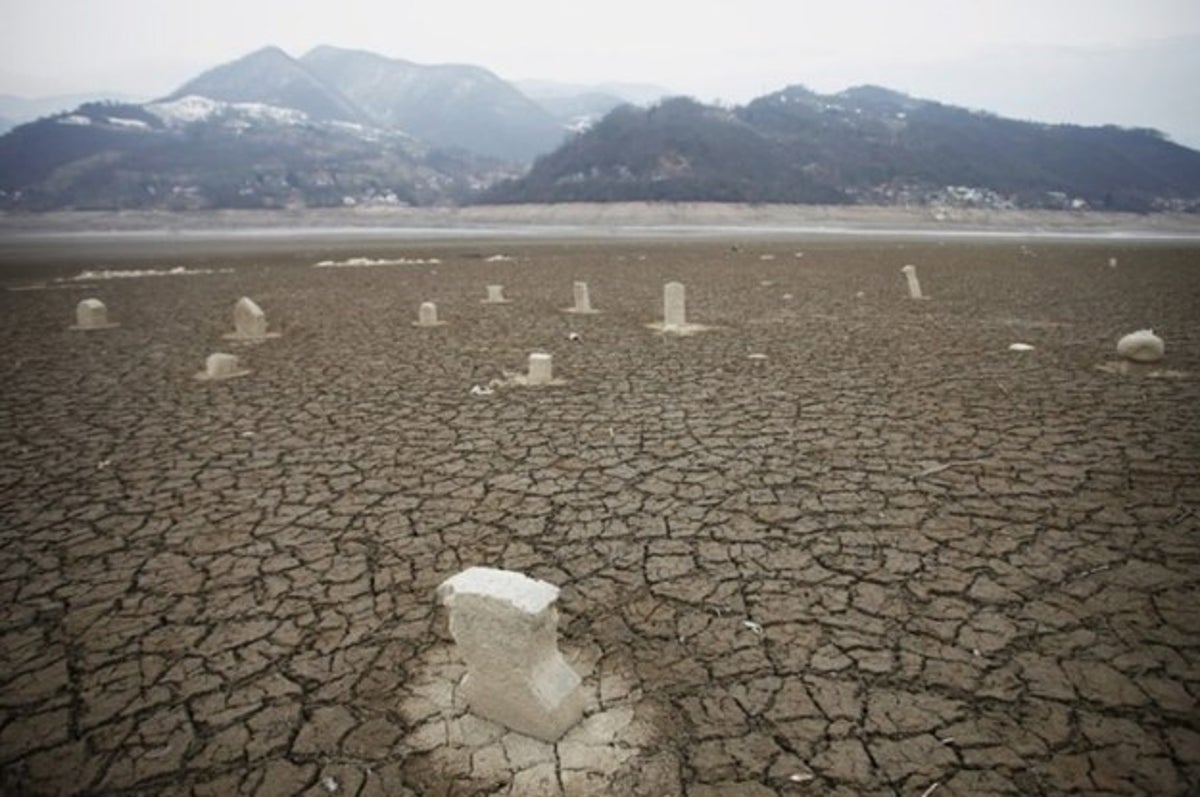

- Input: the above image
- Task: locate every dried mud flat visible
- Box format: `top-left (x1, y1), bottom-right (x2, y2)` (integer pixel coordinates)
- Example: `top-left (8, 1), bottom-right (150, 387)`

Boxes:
top-left (1, 237), bottom-right (1198, 796)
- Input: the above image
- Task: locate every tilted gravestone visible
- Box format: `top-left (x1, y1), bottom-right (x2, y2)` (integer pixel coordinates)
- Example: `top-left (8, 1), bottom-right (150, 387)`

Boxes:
top-left (224, 297), bottom-right (279, 340)
top-left (901, 265), bottom-right (925, 300)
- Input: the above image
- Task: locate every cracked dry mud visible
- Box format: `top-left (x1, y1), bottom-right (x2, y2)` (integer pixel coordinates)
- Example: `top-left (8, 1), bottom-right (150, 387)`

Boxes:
top-left (1, 239), bottom-right (1198, 796)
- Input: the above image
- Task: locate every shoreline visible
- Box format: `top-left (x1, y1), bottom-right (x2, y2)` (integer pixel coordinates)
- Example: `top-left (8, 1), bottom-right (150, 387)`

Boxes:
top-left (2, 202), bottom-right (1199, 240)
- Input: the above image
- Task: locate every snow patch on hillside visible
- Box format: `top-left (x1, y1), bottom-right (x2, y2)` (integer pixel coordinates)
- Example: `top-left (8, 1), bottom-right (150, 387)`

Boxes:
top-left (146, 95), bottom-right (308, 127)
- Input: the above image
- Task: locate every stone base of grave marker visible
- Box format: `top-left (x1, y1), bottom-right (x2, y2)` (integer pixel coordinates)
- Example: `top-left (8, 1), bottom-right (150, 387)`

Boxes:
top-left (438, 567), bottom-right (585, 742)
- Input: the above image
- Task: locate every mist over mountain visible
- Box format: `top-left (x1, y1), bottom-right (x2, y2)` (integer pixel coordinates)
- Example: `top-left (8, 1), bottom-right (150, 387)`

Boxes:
top-left (516, 80), bottom-right (673, 134)
top-left (1, 44), bottom-right (1198, 213)
top-left (301, 46), bottom-right (563, 162)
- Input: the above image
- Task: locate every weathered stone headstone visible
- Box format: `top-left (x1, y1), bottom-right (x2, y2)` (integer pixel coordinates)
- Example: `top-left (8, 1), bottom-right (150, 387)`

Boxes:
top-left (483, 285), bottom-right (510, 304)
top-left (224, 297), bottom-right (279, 340)
top-left (901, 265), bottom-right (924, 300)
top-left (70, 298), bottom-right (118, 330)
top-left (527, 352), bottom-right (553, 386)
top-left (663, 281), bottom-right (687, 328)
top-left (647, 281), bottom-right (710, 335)
top-left (1116, 329), bottom-right (1165, 362)
top-left (564, 281), bottom-right (598, 314)
top-left (437, 567), bottom-right (585, 742)
top-left (194, 352), bottom-right (251, 381)
top-left (414, 301), bottom-right (446, 327)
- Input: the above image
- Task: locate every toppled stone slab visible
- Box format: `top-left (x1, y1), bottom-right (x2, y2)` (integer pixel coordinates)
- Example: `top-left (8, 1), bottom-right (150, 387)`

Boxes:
top-left (437, 567), bottom-right (585, 742)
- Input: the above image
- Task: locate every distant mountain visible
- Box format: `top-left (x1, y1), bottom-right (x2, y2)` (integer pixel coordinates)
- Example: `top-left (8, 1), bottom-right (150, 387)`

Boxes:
top-left (483, 86), bottom-right (1200, 211)
top-left (0, 98), bottom-right (509, 211)
top-left (4, 47), bottom-right (1199, 213)
top-left (301, 46), bottom-right (564, 162)
top-left (165, 46), bottom-right (366, 124)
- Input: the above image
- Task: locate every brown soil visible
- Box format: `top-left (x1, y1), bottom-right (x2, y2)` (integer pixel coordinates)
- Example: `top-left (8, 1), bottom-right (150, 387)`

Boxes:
top-left (1, 237), bottom-right (1198, 796)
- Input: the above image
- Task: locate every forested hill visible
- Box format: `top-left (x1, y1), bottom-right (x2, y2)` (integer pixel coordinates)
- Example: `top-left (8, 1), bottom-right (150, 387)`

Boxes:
top-left (482, 87), bottom-right (1200, 212)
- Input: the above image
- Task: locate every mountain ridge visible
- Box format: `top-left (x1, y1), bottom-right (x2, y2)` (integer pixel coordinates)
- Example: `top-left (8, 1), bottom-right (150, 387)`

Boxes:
top-left (2, 45), bottom-right (1198, 212)
top-left (483, 85), bottom-right (1200, 212)
top-left (300, 45), bottom-right (564, 162)
top-left (165, 46), bottom-right (367, 124)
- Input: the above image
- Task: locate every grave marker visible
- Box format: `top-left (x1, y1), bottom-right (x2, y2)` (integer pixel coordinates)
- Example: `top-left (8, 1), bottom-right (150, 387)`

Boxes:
top-left (901, 265), bottom-right (925, 300)
top-left (437, 567), bottom-right (585, 742)
top-left (70, 298), bottom-right (118, 330)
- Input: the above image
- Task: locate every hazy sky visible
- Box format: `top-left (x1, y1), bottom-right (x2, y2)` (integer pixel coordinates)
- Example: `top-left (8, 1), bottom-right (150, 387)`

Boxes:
top-left (4, 0), bottom-right (1200, 144)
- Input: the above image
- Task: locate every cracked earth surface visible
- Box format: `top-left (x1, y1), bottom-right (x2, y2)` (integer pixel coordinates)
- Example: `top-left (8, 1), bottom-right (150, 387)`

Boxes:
top-left (1, 238), bottom-right (1198, 795)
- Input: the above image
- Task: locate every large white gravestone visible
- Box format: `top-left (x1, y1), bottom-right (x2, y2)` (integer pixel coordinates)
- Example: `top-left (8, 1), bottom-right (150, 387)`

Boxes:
top-left (194, 352), bottom-right (251, 381)
top-left (664, 281), bottom-right (686, 327)
top-left (414, 301), bottom-right (446, 327)
top-left (563, 281), bottom-right (598, 314)
top-left (437, 567), bottom-right (585, 742)
top-left (901, 265), bottom-right (925, 300)
top-left (224, 297), bottom-right (280, 340)
top-left (483, 285), bottom-right (510, 304)
top-left (1116, 329), bottom-right (1165, 362)
top-left (70, 298), bottom-right (118, 330)
top-left (647, 281), bottom-right (710, 334)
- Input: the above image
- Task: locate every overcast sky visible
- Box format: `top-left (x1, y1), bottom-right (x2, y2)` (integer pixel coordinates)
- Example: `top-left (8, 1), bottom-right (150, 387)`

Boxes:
top-left (4, 0), bottom-right (1199, 145)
